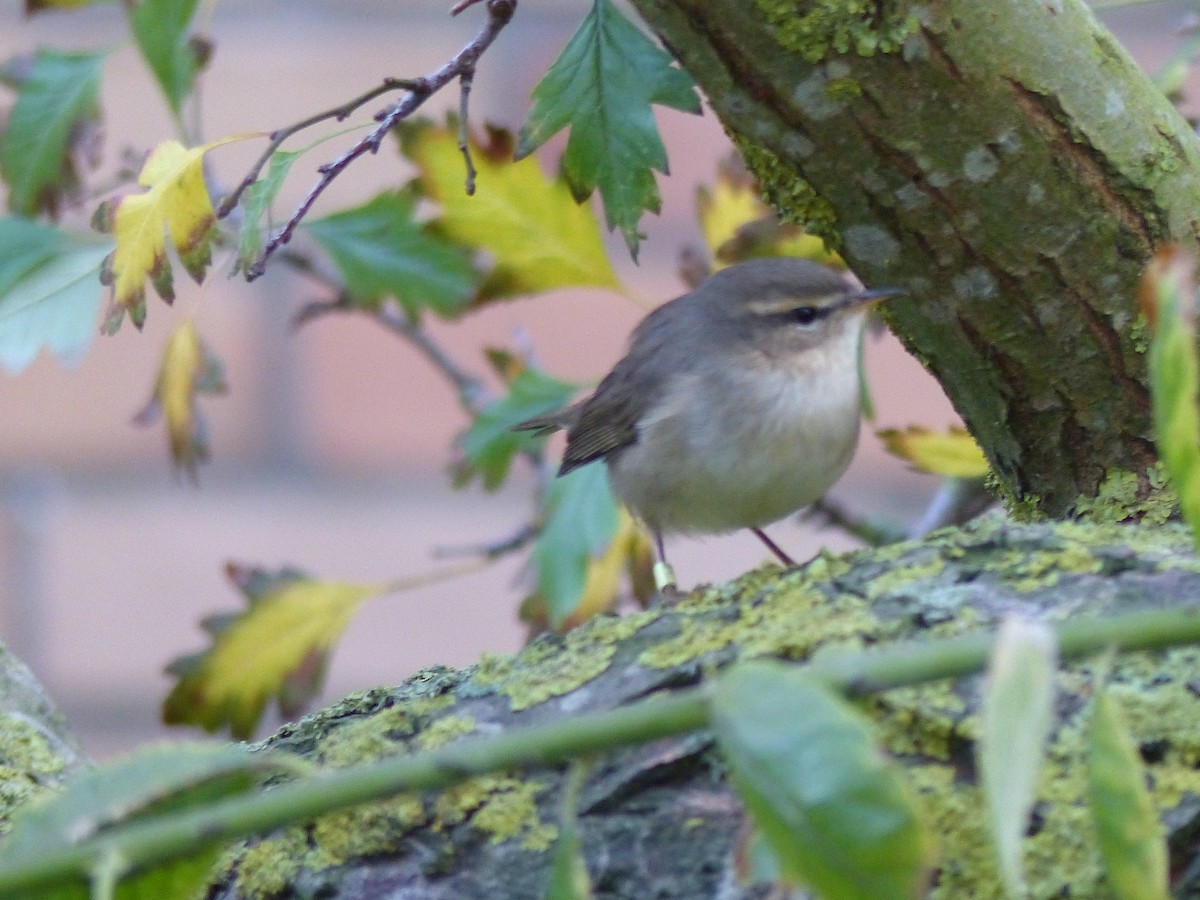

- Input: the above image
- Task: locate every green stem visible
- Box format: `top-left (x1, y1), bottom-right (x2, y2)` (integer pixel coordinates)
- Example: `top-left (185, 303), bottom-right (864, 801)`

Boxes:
top-left (2, 604), bottom-right (1199, 893)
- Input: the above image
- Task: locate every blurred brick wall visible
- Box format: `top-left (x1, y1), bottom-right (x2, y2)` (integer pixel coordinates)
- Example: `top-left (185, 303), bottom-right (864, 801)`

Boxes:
top-left (1, 0), bottom-right (1181, 757)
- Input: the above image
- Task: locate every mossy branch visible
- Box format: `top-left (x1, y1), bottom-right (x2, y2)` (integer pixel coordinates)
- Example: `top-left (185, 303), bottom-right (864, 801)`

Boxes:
top-left (3, 604), bottom-right (1200, 894)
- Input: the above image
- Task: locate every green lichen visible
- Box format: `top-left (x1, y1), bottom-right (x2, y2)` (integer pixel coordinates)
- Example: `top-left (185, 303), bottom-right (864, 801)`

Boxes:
top-left (0, 713), bottom-right (73, 836)
top-left (307, 795), bottom-right (427, 870)
top-left (414, 714), bottom-right (477, 752)
top-left (987, 471), bottom-right (1044, 521)
top-left (435, 775), bottom-right (555, 851)
top-left (638, 572), bottom-right (877, 670)
top-left (1129, 314), bottom-right (1152, 355)
top-left (1073, 465), bottom-right (1178, 526)
top-left (824, 76), bottom-right (862, 102)
top-left (469, 610), bottom-right (656, 711)
top-left (872, 682), bottom-right (967, 761)
top-left (755, 0), bottom-right (920, 63)
top-left (315, 696), bottom-right (454, 769)
top-left (734, 138), bottom-right (841, 250)
top-left (232, 827), bottom-right (310, 899)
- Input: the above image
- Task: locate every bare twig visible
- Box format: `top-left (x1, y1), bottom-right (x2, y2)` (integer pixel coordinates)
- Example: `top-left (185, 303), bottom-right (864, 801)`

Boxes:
top-left (907, 478), bottom-right (995, 539)
top-left (434, 522), bottom-right (540, 559)
top-left (458, 71), bottom-right (478, 195)
top-left (241, 0), bottom-right (517, 281)
top-left (216, 77), bottom-right (418, 219)
top-left (803, 497), bottom-right (905, 547)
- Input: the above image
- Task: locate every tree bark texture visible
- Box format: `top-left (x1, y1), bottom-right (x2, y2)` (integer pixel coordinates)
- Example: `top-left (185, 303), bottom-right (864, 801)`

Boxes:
top-left (207, 516), bottom-right (1200, 900)
top-left (627, 0), bottom-right (1200, 516)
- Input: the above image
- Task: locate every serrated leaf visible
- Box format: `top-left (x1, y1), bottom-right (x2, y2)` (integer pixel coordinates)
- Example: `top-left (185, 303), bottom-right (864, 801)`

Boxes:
top-left (455, 366), bottom-right (577, 490)
top-left (163, 563), bottom-right (382, 739)
top-left (403, 120), bottom-right (620, 301)
top-left (132, 320), bottom-right (226, 481)
top-left (233, 148), bottom-right (300, 273)
top-left (1087, 687), bottom-right (1169, 900)
top-left (978, 616), bottom-right (1058, 898)
top-left (0, 48), bottom-right (105, 216)
top-left (127, 0), bottom-right (205, 119)
top-left (0, 743), bottom-right (296, 899)
top-left (711, 660), bottom-right (933, 899)
top-left (1140, 247), bottom-right (1200, 552)
top-left (532, 465), bottom-right (621, 629)
top-left (878, 425), bottom-right (989, 479)
top-left (696, 158), bottom-right (840, 268)
top-left (0, 218), bottom-right (111, 373)
top-left (99, 136), bottom-right (241, 332)
top-left (305, 190), bottom-right (478, 318)
top-left (515, 0), bottom-right (701, 257)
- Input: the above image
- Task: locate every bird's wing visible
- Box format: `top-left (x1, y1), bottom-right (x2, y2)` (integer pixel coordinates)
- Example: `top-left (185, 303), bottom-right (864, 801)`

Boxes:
top-left (512, 405), bottom-right (579, 436)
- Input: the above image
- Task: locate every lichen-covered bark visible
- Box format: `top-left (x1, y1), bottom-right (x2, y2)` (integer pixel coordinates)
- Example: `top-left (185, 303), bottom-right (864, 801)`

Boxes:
top-left (0, 644), bottom-right (88, 836)
top-left (627, 0), bottom-right (1200, 515)
top-left (208, 515), bottom-right (1200, 899)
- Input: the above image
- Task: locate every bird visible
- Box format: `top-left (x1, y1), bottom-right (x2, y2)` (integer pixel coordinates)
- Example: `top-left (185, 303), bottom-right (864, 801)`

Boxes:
top-left (516, 257), bottom-right (899, 589)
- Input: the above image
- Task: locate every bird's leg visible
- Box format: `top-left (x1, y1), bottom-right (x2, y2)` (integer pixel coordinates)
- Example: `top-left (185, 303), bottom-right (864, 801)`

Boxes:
top-left (750, 527), bottom-right (795, 566)
top-left (651, 531), bottom-right (677, 591)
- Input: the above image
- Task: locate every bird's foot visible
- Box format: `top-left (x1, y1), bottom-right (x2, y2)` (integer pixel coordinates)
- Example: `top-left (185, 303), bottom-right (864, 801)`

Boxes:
top-left (653, 560), bottom-right (677, 592)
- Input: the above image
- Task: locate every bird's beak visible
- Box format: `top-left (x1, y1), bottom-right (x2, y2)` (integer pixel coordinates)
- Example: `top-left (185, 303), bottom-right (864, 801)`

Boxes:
top-left (837, 285), bottom-right (903, 315)
top-left (852, 286), bottom-right (904, 304)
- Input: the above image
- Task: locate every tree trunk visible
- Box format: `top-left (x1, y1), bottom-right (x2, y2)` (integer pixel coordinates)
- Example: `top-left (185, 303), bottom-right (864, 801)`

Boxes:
top-left (628, 0), bottom-right (1200, 516)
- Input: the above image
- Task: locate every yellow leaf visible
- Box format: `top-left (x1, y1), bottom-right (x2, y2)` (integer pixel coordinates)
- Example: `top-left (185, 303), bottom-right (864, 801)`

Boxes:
top-left (697, 174), bottom-right (764, 257)
top-left (878, 425), bottom-right (990, 478)
top-left (25, 0), bottom-right (97, 10)
top-left (101, 136), bottom-right (242, 331)
top-left (403, 121), bottom-right (621, 300)
top-left (164, 564), bottom-right (383, 739)
top-left (133, 320), bottom-right (226, 481)
top-left (696, 157), bottom-right (841, 269)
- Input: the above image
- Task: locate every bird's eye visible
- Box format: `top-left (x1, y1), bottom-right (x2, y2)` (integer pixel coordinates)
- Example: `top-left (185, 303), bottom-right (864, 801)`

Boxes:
top-left (790, 305), bottom-right (819, 326)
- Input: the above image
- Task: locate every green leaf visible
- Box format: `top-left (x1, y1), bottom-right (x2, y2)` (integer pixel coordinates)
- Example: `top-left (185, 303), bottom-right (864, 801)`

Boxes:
top-left (0, 218), bottom-right (112, 372)
top-left (711, 660), bottom-right (933, 899)
top-left (1087, 686), bottom-right (1169, 900)
top-left (0, 743), bottom-right (299, 899)
top-left (515, 0), bottom-right (700, 257)
top-left (305, 191), bottom-right (478, 318)
top-left (127, 0), bottom-right (205, 119)
top-left (403, 119), bottom-right (621, 300)
top-left (456, 366), bottom-right (577, 490)
top-left (1141, 249), bottom-right (1200, 551)
top-left (234, 148), bottom-right (300, 273)
top-left (0, 49), bottom-right (105, 216)
top-left (533, 464), bottom-right (621, 630)
top-left (0, 215), bottom-right (65, 293)
top-left (978, 616), bottom-right (1057, 898)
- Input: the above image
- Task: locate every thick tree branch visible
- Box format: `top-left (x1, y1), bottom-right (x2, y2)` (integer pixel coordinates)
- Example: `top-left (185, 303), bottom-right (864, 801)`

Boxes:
top-left (4, 601), bottom-right (1200, 895)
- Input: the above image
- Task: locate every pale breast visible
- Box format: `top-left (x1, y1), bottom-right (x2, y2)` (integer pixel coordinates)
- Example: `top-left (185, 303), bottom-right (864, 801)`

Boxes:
top-left (608, 344), bottom-right (862, 535)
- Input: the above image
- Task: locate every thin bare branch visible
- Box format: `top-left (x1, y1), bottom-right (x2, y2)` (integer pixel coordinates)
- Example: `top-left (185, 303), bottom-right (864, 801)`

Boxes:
top-left (241, 0), bottom-right (517, 281)
top-left (803, 497), bottom-right (905, 547)
top-left (434, 522), bottom-right (540, 560)
top-left (458, 71), bottom-right (478, 195)
top-left (216, 77), bottom-right (417, 219)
